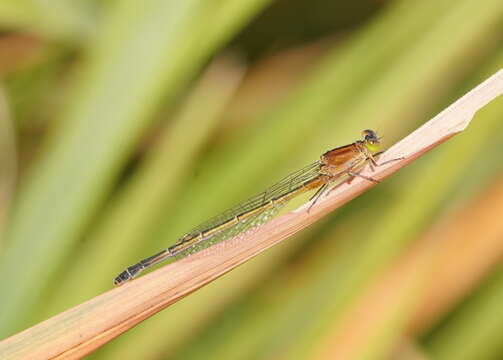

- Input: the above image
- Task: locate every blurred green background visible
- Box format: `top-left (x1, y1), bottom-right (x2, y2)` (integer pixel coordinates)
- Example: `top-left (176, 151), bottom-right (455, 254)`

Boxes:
top-left (1, 0), bottom-right (503, 359)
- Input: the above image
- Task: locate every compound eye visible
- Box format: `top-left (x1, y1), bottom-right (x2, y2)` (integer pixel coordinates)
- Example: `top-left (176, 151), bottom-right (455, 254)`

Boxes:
top-left (362, 129), bottom-right (373, 139)
top-left (362, 129), bottom-right (378, 141)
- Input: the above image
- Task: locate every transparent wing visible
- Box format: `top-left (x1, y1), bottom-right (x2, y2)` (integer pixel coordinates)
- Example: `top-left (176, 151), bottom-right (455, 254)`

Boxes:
top-left (115, 161), bottom-right (324, 284)
top-left (172, 203), bottom-right (285, 259)
top-left (184, 160), bottom-right (321, 238)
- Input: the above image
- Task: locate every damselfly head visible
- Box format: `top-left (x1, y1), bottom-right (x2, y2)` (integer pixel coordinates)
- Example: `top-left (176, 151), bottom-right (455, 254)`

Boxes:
top-left (362, 129), bottom-right (381, 153)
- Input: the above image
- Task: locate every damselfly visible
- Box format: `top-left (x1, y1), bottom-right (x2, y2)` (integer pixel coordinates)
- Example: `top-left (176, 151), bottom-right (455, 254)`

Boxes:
top-left (114, 129), bottom-right (398, 286)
